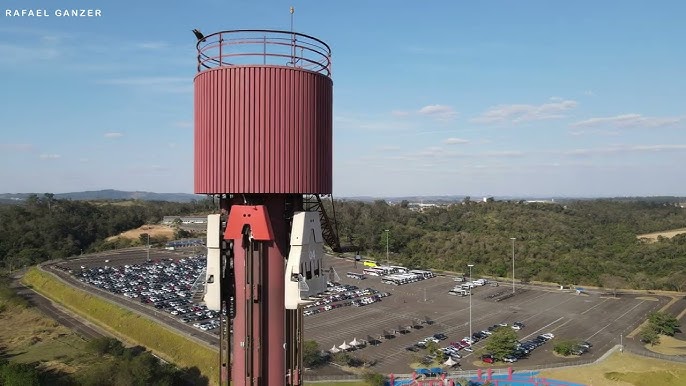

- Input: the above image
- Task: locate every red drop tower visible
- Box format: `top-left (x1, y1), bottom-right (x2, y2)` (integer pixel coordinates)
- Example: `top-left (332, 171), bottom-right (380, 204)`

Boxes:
top-left (194, 30), bottom-right (335, 386)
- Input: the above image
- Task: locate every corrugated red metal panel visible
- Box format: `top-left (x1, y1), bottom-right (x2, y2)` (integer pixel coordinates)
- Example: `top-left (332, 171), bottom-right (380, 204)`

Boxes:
top-left (193, 66), bottom-right (332, 195)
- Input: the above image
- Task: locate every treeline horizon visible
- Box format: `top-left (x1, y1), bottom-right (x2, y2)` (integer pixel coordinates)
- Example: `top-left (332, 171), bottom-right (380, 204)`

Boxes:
top-left (1, 194), bottom-right (685, 291)
top-left (327, 198), bottom-right (686, 291)
top-left (0, 194), bottom-right (215, 270)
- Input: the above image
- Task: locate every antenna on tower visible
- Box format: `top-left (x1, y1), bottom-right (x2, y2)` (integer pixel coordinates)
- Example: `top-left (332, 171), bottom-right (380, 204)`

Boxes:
top-left (290, 6), bottom-right (295, 32)
top-left (290, 6), bottom-right (296, 67)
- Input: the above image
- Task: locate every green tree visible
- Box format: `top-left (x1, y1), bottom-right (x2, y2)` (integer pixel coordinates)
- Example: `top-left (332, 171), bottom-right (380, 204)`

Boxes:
top-left (553, 340), bottom-right (576, 356)
top-left (363, 371), bottom-right (386, 386)
top-left (0, 361), bottom-right (41, 386)
top-left (425, 340), bottom-right (439, 356)
top-left (484, 327), bottom-right (518, 359)
top-left (174, 228), bottom-right (192, 239)
top-left (302, 340), bottom-right (323, 368)
top-left (647, 311), bottom-right (680, 336)
top-left (640, 324), bottom-right (660, 346)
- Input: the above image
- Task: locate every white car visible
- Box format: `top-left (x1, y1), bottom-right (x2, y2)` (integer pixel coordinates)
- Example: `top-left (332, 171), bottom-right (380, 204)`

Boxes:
top-left (542, 333), bottom-right (555, 340)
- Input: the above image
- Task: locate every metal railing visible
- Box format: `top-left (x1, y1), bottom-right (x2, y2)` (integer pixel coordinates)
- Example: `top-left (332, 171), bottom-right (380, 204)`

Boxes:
top-left (196, 29), bottom-right (332, 76)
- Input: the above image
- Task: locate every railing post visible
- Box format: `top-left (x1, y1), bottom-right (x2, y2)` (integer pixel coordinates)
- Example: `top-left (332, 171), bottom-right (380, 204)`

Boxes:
top-left (218, 32), bottom-right (222, 67)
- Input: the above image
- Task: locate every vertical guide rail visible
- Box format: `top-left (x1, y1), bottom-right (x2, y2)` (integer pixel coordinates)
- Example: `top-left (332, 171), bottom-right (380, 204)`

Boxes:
top-left (243, 230), bottom-right (265, 386)
top-left (219, 231), bottom-right (232, 386)
top-left (285, 308), bottom-right (303, 386)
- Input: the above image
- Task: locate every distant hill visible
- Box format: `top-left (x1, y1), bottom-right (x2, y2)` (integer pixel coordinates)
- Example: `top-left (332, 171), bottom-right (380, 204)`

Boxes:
top-left (1, 190), bottom-right (683, 205)
top-left (0, 190), bottom-right (206, 203)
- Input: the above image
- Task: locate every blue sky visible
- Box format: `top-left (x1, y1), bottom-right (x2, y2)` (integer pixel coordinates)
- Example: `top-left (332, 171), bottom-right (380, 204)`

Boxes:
top-left (1, 1), bottom-right (685, 198)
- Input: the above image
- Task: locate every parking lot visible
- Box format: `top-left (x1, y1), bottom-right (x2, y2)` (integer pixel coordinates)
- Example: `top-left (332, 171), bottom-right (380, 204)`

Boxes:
top-left (305, 256), bottom-right (668, 374)
top-left (50, 247), bottom-right (221, 345)
top-left (48, 249), bottom-right (668, 375)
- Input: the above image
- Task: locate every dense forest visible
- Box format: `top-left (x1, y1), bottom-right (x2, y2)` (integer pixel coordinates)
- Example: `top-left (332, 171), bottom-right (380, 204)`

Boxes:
top-left (328, 199), bottom-right (686, 291)
top-left (2, 195), bottom-right (685, 291)
top-left (0, 194), bottom-right (215, 270)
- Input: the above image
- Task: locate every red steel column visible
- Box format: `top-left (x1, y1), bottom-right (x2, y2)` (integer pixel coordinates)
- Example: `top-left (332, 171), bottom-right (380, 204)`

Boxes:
top-left (263, 196), bottom-right (287, 385)
top-left (232, 239), bottom-right (247, 383)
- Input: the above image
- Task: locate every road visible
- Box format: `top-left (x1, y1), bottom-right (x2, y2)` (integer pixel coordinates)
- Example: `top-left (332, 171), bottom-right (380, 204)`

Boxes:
top-left (42, 250), bottom-right (220, 350)
top-left (11, 277), bottom-right (106, 341)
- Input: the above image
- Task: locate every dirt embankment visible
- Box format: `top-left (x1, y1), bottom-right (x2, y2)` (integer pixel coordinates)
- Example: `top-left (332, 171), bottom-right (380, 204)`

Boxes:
top-left (637, 228), bottom-right (686, 242)
top-left (106, 224), bottom-right (175, 242)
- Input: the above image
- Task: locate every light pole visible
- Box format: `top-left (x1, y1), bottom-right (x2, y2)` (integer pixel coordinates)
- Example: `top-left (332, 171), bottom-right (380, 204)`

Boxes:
top-left (384, 229), bottom-right (390, 265)
top-left (147, 233), bottom-right (151, 262)
top-left (468, 264), bottom-right (474, 342)
top-left (510, 237), bottom-right (516, 294)
top-left (620, 333), bottom-right (623, 352)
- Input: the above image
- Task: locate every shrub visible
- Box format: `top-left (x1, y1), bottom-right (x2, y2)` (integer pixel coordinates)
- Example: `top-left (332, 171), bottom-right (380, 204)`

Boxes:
top-left (647, 311), bottom-right (680, 336)
top-left (363, 371), bottom-right (386, 386)
top-left (640, 324), bottom-right (660, 346)
top-left (553, 340), bottom-right (576, 356)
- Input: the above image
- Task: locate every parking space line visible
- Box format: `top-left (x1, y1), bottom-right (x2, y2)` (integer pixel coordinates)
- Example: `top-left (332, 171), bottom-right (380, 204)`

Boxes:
top-left (521, 316), bottom-right (565, 340)
top-left (580, 298), bottom-right (608, 315)
top-left (585, 300), bottom-right (646, 341)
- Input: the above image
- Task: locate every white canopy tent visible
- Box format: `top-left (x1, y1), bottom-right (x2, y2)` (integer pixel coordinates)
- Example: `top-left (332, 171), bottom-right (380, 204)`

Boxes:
top-left (330, 345), bottom-right (340, 353)
top-left (339, 342), bottom-right (351, 350)
top-left (350, 337), bottom-right (360, 347)
top-left (444, 357), bottom-right (457, 367)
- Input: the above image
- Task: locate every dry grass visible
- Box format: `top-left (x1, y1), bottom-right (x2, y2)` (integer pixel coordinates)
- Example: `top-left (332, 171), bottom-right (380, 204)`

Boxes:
top-left (0, 304), bottom-right (91, 375)
top-left (106, 224), bottom-right (175, 242)
top-left (22, 267), bottom-right (219, 385)
top-left (540, 350), bottom-right (686, 386)
top-left (645, 335), bottom-right (686, 356)
top-left (0, 307), bottom-right (71, 350)
top-left (637, 228), bottom-right (686, 242)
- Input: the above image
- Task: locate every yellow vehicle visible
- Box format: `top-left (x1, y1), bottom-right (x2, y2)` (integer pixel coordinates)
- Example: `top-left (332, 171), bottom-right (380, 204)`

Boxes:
top-left (363, 260), bottom-right (378, 268)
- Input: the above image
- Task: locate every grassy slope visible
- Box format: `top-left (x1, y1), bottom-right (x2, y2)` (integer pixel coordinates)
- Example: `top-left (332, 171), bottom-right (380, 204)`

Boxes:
top-left (540, 350), bottom-right (686, 386)
top-left (644, 335), bottom-right (686, 356)
top-left (21, 267), bottom-right (219, 385)
top-left (0, 305), bottom-right (97, 379)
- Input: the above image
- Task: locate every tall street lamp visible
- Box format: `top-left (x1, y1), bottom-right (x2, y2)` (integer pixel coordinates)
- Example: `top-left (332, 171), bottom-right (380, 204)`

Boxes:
top-left (147, 233), bottom-right (151, 262)
top-left (384, 229), bottom-right (390, 265)
top-left (468, 263), bottom-right (474, 343)
top-left (510, 237), bottom-right (516, 294)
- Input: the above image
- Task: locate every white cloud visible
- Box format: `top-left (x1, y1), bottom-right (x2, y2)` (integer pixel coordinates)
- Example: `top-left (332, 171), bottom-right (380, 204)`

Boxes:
top-left (377, 145), bottom-right (400, 152)
top-left (418, 104), bottom-right (458, 121)
top-left (443, 137), bottom-right (469, 145)
top-left (570, 114), bottom-right (682, 128)
top-left (334, 115), bottom-right (413, 132)
top-left (136, 42), bottom-right (169, 50)
top-left (0, 143), bottom-right (33, 151)
top-left (0, 43), bottom-right (60, 64)
top-left (472, 98), bottom-right (578, 124)
top-left (99, 77), bottom-right (188, 86)
top-left (391, 110), bottom-right (410, 117)
top-left (104, 132), bottom-right (123, 138)
top-left (39, 154), bottom-right (61, 159)
top-left (565, 144), bottom-right (686, 156)
top-left (174, 121), bottom-right (193, 129)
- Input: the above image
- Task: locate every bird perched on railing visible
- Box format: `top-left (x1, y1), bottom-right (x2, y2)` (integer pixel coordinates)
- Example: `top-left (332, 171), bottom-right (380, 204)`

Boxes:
top-left (192, 29), bottom-right (205, 42)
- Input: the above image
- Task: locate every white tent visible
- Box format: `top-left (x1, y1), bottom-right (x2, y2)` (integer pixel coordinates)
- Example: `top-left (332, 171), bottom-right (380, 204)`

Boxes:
top-left (339, 342), bottom-right (351, 350)
top-left (330, 345), bottom-right (340, 353)
top-left (444, 357), bottom-right (457, 367)
top-left (350, 337), bottom-right (360, 347)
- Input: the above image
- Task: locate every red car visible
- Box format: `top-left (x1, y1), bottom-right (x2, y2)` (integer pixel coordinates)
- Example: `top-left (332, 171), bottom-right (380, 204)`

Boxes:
top-left (481, 355), bottom-right (495, 364)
